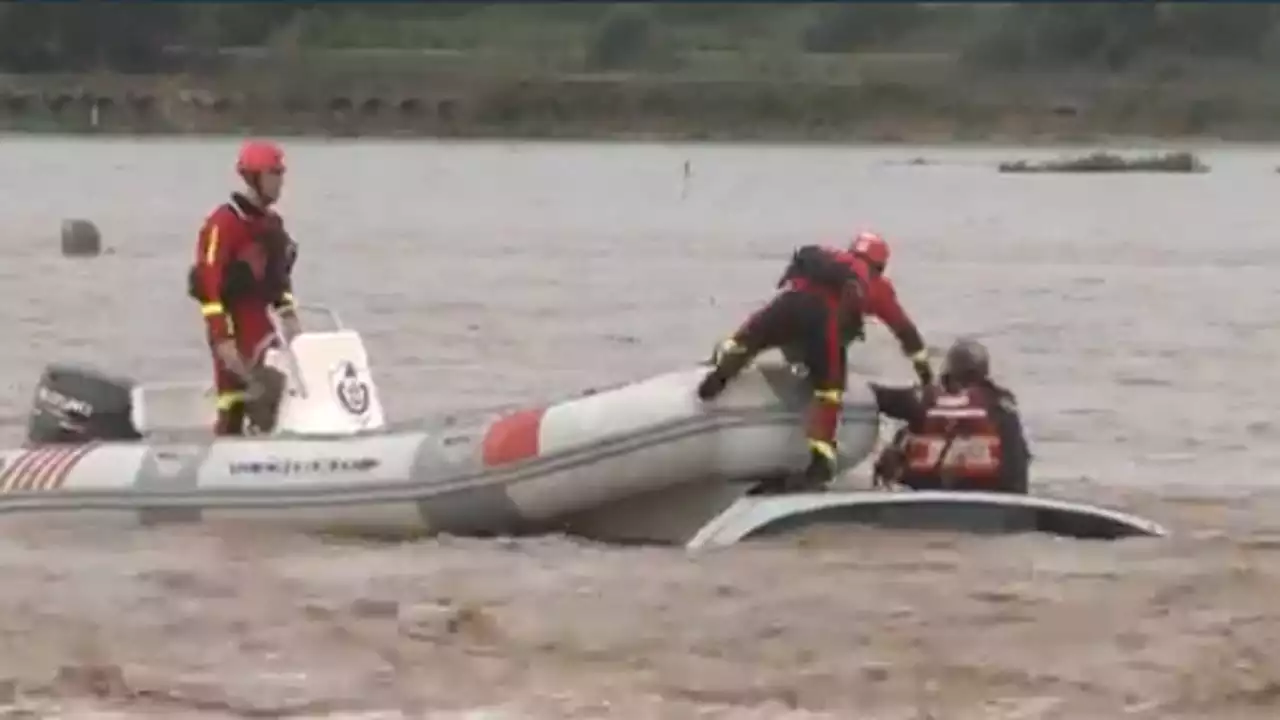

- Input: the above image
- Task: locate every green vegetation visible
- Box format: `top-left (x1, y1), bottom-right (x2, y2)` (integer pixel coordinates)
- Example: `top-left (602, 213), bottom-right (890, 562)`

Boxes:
top-left (4, 4), bottom-right (1280, 142)
top-left (998, 152), bottom-right (1209, 174)
top-left (4, 3), bottom-right (1280, 76)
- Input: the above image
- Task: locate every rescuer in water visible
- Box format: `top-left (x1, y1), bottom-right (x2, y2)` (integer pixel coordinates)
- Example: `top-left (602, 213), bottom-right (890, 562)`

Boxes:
top-left (188, 140), bottom-right (301, 436)
top-left (697, 245), bottom-right (866, 493)
top-left (870, 338), bottom-right (1031, 494)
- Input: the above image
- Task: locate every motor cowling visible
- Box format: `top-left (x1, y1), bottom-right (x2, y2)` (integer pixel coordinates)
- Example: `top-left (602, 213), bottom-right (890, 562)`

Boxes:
top-left (27, 364), bottom-right (143, 444)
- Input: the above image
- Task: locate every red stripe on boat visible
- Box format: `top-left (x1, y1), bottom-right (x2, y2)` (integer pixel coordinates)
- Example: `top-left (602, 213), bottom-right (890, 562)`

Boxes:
top-left (482, 408), bottom-right (546, 467)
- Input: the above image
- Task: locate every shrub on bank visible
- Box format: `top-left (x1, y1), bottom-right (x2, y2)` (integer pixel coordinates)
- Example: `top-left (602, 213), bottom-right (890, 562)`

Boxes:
top-left (584, 5), bottom-right (662, 72)
top-left (997, 151), bottom-right (1208, 174)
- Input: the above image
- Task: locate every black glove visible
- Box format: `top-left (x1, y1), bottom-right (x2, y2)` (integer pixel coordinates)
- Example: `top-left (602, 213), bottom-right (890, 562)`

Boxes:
top-left (697, 369), bottom-right (729, 401)
top-left (244, 365), bottom-right (288, 433)
top-left (912, 356), bottom-right (934, 387)
top-left (699, 339), bottom-right (752, 401)
top-left (873, 446), bottom-right (906, 488)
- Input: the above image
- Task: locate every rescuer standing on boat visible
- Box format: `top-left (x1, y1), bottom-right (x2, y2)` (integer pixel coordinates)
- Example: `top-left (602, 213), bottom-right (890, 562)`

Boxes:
top-left (870, 338), bottom-right (1031, 494)
top-left (697, 245), bottom-right (866, 493)
top-left (189, 140), bottom-right (301, 436)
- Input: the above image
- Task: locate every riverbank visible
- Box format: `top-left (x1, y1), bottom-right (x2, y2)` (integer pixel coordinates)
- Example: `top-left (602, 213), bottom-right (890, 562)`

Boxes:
top-left (4, 62), bottom-right (1280, 143)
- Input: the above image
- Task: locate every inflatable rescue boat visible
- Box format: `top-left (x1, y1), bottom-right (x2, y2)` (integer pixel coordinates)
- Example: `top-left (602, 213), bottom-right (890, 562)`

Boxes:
top-left (2, 306), bottom-right (1167, 545)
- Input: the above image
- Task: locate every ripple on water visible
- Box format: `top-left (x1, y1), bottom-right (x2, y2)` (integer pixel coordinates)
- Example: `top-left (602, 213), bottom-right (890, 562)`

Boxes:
top-left (0, 139), bottom-right (1277, 718)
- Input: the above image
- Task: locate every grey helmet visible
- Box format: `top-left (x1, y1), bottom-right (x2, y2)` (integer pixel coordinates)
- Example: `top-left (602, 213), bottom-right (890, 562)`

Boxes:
top-left (943, 337), bottom-right (990, 384)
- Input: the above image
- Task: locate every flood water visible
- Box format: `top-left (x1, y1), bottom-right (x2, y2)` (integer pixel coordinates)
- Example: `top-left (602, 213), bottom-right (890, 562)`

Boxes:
top-left (0, 137), bottom-right (1277, 718)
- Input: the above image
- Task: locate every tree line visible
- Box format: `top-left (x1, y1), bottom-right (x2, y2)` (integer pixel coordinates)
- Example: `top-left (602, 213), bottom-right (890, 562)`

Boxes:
top-left (1, 3), bottom-right (1276, 74)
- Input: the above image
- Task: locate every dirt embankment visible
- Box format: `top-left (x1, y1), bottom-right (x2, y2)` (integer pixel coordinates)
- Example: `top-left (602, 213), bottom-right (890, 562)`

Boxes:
top-left (2, 64), bottom-right (1278, 142)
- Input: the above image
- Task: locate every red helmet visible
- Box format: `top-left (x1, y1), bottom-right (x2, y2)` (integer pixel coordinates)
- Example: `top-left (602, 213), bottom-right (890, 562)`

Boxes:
top-left (236, 140), bottom-right (285, 175)
top-left (850, 231), bottom-right (889, 269)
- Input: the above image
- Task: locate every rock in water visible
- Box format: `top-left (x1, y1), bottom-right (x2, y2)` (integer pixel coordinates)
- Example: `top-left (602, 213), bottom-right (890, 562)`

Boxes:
top-left (61, 218), bottom-right (102, 257)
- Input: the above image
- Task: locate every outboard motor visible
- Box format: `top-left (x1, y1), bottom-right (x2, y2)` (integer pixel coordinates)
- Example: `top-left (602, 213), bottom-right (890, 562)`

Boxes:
top-left (27, 364), bottom-right (143, 444)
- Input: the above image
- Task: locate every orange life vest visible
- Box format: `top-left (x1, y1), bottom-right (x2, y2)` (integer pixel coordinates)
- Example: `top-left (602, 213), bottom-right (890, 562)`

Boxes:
top-left (903, 387), bottom-right (1002, 487)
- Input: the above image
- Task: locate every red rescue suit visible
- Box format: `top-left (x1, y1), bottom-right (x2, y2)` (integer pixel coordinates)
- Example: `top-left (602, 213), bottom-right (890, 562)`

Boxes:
top-left (188, 192), bottom-right (298, 430)
top-left (698, 245), bottom-right (866, 491)
top-left (832, 250), bottom-right (927, 364)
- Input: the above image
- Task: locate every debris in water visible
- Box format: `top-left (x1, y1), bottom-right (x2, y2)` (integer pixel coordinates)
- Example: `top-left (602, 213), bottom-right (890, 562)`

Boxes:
top-left (998, 151), bottom-right (1208, 174)
top-left (60, 218), bottom-right (103, 257)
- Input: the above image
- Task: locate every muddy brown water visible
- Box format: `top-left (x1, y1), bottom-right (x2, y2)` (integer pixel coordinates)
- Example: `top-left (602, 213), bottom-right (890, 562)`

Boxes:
top-left (0, 138), bottom-right (1278, 718)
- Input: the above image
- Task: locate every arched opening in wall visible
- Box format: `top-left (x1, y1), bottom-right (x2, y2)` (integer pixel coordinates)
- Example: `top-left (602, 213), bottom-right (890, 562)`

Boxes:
top-left (1052, 102), bottom-right (1082, 118)
top-left (329, 96), bottom-right (354, 114)
top-left (437, 98), bottom-right (457, 123)
top-left (282, 96), bottom-right (312, 114)
top-left (127, 93), bottom-right (156, 117)
top-left (2, 92), bottom-right (33, 115)
top-left (89, 96), bottom-right (114, 126)
top-left (45, 94), bottom-right (74, 115)
top-left (359, 97), bottom-right (383, 117)
top-left (398, 98), bottom-right (423, 117)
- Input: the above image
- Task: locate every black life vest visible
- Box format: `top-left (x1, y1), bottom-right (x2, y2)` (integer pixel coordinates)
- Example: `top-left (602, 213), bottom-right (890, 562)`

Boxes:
top-left (187, 195), bottom-right (296, 305)
top-left (777, 245), bottom-right (854, 291)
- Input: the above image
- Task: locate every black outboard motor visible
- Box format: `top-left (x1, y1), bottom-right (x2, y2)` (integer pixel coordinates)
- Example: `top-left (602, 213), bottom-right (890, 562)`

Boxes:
top-left (27, 364), bottom-right (143, 444)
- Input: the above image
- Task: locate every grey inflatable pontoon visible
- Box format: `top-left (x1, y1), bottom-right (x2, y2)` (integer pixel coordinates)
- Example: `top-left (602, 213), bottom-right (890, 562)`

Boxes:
top-left (2, 308), bottom-right (1167, 545)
